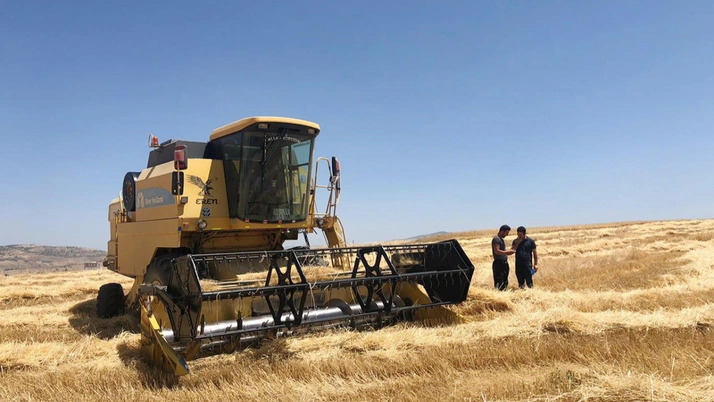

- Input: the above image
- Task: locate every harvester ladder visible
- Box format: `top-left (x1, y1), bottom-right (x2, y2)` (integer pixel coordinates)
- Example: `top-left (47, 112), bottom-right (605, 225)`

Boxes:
top-left (312, 157), bottom-right (350, 267)
top-left (312, 157), bottom-right (340, 218)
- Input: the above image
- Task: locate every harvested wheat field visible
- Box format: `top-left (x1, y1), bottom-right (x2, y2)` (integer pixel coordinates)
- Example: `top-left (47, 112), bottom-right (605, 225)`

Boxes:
top-left (1, 219), bottom-right (713, 401)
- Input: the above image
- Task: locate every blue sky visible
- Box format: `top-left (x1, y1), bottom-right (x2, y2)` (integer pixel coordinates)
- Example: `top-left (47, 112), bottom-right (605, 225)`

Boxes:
top-left (1, 1), bottom-right (712, 250)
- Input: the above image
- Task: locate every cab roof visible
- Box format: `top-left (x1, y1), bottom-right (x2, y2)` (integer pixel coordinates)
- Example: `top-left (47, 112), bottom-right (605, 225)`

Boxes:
top-left (210, 116), bottom-right (321, 141)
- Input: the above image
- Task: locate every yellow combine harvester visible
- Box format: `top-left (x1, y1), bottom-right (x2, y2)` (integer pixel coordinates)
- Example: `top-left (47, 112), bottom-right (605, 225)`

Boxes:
top-left (99, 116), bottom-right (474, 375)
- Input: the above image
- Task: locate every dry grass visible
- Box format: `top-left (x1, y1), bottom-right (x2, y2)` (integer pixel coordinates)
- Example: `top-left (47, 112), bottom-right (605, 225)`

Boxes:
top-left (1, 219), bottom-right (714, 401)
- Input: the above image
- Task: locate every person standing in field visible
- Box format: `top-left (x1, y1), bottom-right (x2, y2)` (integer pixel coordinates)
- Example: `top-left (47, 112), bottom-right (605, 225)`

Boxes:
top-left (492, 225), bottom-right (515, 291)
top-left (511, 226), bottom-right (538, 289)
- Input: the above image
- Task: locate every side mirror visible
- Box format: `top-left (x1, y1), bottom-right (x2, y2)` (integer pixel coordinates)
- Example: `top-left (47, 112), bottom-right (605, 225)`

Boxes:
top-left (331, 157), bottom-right (341, 190)
top-left (331, 157), bottom-right (341, 204)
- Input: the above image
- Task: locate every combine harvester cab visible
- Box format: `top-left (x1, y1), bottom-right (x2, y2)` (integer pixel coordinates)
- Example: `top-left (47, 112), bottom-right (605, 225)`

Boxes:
top-left (100, 116), bottom-right (474, 375)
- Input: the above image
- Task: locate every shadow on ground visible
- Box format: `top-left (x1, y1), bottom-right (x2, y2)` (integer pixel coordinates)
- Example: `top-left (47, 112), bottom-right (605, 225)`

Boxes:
top-left (115, 342), bottom-right (182, 388)
top-left (68, 298), bottom-right (140, 339)
top-left (69, 297), bottom-right (165, 386)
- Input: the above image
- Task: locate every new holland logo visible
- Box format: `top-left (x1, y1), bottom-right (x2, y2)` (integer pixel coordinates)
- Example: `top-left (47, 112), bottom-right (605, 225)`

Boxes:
top-left (188, 175), bottom-right (215, 196)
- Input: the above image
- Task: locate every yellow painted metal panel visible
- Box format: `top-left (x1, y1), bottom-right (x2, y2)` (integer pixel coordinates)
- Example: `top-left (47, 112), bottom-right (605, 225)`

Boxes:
top-left (180, 159), bottom-right (229, 220)
top-left (140, 302), bottom-right (190, 376)
top-left (210, 116), bottom-right (320, 141)
top-left (135, 162), bottom-right (180, 221)
top-left (116, 219), bottom-right (180, 277)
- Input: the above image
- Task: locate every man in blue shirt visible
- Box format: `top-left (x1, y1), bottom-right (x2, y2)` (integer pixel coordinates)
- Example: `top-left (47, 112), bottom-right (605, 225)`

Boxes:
top-left (511, 226), bottom-right (539, 289)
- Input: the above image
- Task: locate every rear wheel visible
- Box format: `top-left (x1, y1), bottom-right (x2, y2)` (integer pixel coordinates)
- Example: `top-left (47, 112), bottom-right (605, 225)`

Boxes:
top-left (97, 283), bottom-right (125, 318)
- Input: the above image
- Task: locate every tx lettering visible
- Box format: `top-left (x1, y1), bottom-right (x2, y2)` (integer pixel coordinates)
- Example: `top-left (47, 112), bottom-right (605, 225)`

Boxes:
top-left (196, 198), bottom-right (219, 205)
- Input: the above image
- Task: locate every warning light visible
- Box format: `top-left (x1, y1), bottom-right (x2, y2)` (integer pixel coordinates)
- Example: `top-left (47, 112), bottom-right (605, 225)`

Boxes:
top-left (148, 134), bottom-right (160, 148)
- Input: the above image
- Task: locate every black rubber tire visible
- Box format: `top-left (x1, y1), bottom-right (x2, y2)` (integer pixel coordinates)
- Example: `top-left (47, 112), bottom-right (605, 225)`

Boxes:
top-left (122, 172), bottom-right (140, 212)
top-left (97, 283), bottom-right (125, 318)
top-left (144, 252), bottom-right (188, 286)
top-left (144, 255), bottom-right (173, 286)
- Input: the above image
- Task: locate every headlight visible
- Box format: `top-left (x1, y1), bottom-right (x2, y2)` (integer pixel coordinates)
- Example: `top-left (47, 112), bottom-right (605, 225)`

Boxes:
top-left (197, 219), bottom-right (208, 230)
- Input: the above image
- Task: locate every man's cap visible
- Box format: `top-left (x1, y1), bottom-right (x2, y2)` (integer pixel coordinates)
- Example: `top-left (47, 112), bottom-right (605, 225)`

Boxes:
top-left (499, 225), bottom-right (511, 232)
top-left (517, 226), bottom-right (526, 234)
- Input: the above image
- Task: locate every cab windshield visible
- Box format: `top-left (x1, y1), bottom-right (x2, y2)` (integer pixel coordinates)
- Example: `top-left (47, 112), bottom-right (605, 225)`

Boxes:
top-left (219, 127), bottom-right (314, 223)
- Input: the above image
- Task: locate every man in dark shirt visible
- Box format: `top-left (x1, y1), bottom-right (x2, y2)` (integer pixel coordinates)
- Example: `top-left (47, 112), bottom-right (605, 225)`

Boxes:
top-left (492, 224), bottom-right (515, 291)
top-left (511, 226), bottom-right (538, 289)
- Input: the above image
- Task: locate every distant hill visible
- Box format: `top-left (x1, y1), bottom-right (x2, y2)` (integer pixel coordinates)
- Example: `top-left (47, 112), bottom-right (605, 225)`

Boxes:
top-left (402, 231), bottom-right (451, 241)
top-left (0, 244), bottom-right (106, 274)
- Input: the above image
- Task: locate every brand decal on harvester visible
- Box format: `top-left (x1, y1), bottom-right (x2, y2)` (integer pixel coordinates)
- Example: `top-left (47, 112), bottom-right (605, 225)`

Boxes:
top-left (189, 175), bottom-right (219, 205)
top-left (188, 175), bottom-right (215, 196)
top-left (137, 188), bottom-right (175, 209)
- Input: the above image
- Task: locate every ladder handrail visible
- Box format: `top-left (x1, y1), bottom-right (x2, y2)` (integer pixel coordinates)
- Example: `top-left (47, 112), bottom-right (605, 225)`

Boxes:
top-left (312, 157), bottom-right (339, 218)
